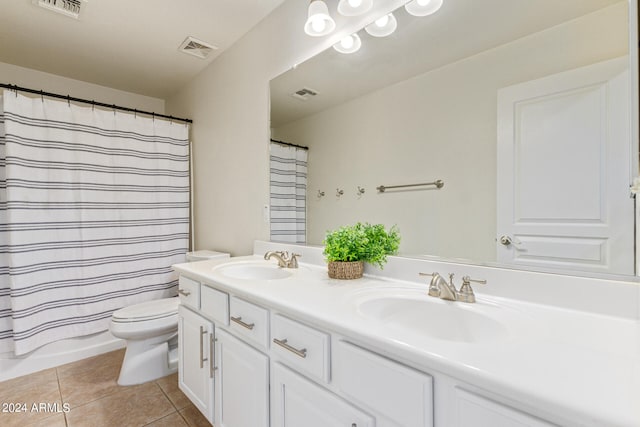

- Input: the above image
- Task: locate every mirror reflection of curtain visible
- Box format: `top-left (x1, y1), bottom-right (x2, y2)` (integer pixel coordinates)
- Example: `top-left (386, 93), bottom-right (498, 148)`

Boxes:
top-left (269, 141), bottom-right (307, 243)
top-left (0, 91), bottom-right (190, 355)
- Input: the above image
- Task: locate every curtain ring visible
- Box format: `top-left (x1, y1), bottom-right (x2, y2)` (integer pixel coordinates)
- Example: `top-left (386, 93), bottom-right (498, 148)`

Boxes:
top-left (40, 90), bottom-right (44, 103)
top-left (67, 95), bottom-right (70, 107)
top-left (113, 104), bottom-right (116, 116)
top-left (134, 109), bottom-right (137, 118)
top-left (152, 112), bottom-right (155, 122)
top-left (91, 101), bottom-right (95, 112)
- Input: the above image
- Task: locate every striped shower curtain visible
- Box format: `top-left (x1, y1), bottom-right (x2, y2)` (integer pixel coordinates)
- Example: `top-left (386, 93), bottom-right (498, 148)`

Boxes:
top-left (269, 142), bottom-right (308, 243)
top-left (0, 91), bottom-right (190, 355)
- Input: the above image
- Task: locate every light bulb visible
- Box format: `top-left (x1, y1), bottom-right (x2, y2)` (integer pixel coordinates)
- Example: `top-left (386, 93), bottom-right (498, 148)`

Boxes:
top-left (375, 14), bottom-right (389, 27)
top-left (305, 0), bottom-right (336, 36)
top-left (333, 33), bottom-right (361, 54)
top-left (341, 36), bottom-right (355, 49)
top-left (337, 0), bottom-right (372, 17)
top-left (405, 0), bottom-right (443, 17)
top-left (365, 12), bottom-right (397, 37)
top-left (311, 17), bottom-right (326, 33)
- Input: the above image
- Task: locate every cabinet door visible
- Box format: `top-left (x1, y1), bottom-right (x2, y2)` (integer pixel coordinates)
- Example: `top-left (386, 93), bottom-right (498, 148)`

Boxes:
top-left (271, 362), bottom-right (374, 427)
top-left (178, 305), bottom-right (214, 423)
top-left (455, 388), bottom-right (556, 427)
top-left (215, 328), bottom-right (269, 427)
top-left (334, 340), bottom-right (433, 427)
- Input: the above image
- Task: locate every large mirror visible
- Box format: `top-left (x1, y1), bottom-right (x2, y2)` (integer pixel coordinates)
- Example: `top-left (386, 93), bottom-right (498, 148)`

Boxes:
top-left (270, 0), bottom-right (638, 278)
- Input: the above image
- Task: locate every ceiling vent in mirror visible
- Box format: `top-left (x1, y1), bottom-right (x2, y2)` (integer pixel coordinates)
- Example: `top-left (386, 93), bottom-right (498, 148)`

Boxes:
top-left (179, 36), bottom-right (219, 59)
top-left (290, 87), bottom-right (319, 101)
top-left (35, 0), bottom-right (87, 19)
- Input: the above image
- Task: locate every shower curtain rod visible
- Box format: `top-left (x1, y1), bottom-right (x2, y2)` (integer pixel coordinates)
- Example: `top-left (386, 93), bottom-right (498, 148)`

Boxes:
top-left (270, 138), bottom-right (308, 150)
top-left (0, 83), bottom-right (193, 124)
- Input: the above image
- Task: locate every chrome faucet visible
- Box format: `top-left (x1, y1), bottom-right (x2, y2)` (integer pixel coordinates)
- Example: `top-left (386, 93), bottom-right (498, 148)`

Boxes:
top-left (264, 251), bottom-right (301, 268)
top-left (419, 272), bottom-right (486, 303)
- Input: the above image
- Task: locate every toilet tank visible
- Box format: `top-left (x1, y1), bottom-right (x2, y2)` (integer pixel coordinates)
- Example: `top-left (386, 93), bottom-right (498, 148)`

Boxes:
top-left (186, 250), bottom-right (230, 262)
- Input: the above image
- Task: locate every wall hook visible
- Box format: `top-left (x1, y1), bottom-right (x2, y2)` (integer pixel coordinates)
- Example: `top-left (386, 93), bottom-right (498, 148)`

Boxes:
top-left (336, 188), bottom-right (344, 197)
top-left (317, 190), bottom-right (325, 199)
top-left (357, 186), bottom-right (365, 197)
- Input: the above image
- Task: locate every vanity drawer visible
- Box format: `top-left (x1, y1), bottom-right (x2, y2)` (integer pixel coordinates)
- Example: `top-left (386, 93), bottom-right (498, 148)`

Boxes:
top-left (178, 275), bottom-right (200, 309)
top-left (333, 340), bottom-right (433, 427)
top-left (228, 296), bottom-right (269, 349)
top-left (271, 314), bottom-right (330, 383)
top-left (201, 285), bottom-right (229, 325)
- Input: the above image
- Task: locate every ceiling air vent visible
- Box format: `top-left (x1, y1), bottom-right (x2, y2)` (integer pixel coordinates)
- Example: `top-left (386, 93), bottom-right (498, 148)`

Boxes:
top-left (179, 36), bottom-right (218, 59)
top-left (290, 87), bottom-right (318, 101)
top-left (35, 0), bottom-right (87, 19)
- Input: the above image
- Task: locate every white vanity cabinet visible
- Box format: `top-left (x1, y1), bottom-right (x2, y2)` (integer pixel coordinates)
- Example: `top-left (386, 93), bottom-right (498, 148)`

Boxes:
top-left (271, 362), bottom-right (375, 427)
top-left (333, 340), bottom-right (434, 427)
top-left (453, 388), bottom-right (556, 427)
top-left (177, 275), bottom-right (230, 425)
top-left (214, 328), bottom-right (269, 427)
top-left (176, 271), bottom-right (559, 427)
top-left (178, 304), bottom-right (215, 422)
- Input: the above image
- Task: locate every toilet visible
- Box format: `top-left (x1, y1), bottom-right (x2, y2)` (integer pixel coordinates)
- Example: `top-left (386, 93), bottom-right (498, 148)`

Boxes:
top-left (110, 250), bottom-right (229, 385)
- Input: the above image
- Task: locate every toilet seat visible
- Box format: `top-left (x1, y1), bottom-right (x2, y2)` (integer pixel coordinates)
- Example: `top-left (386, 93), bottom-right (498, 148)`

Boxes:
top-left (110, 298), bottom-right (180, 340)
top-left (112, 297), bottom-right (179, 323)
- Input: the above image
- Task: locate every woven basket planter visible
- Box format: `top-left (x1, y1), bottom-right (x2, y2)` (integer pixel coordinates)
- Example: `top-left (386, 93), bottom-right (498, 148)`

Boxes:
top-left (327, 261), bottom-right (364, 280)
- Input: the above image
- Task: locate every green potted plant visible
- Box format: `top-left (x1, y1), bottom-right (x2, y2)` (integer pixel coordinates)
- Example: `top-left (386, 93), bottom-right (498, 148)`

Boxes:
top-left (323, 222), bottom-right (400, 279)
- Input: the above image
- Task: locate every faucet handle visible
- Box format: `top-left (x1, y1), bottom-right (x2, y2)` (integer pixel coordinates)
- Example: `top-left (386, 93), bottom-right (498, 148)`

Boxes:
top-left (288, 253), bottom-right (301, 268)
top-left (419, 272), bottom-right (442, 297)
top-left (457, 276), bottom-right (487, 303)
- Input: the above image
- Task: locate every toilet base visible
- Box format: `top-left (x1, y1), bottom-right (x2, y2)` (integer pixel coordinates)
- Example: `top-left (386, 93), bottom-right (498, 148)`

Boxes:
top-left (117, 332), bottom-right (178, 386)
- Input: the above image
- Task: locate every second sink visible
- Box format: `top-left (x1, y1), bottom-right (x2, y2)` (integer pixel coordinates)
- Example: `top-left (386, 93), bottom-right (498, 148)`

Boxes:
top-left (354, 288), bottom-right (508, 343)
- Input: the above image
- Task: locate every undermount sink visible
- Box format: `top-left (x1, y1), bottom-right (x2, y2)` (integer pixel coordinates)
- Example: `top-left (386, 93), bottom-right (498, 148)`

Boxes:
top-left (214, 262), bottom-right (292, 280)
top-left (355, 290), bottom-right (508, 343)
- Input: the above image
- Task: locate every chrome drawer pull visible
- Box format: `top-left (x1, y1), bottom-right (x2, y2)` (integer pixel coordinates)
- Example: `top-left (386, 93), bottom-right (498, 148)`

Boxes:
top-left (273, 338), bottom-right (307, 358)
top-left (178, 289), bottom-right (191, 297)
top-left (230, 316), bottom-right (255, 330)
top-left (199, 326), bottom-right (208, 368)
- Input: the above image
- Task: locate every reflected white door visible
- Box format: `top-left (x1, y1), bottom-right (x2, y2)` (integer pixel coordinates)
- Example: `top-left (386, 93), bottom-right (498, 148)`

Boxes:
top-left (497, 57), bottom-right (634, 274)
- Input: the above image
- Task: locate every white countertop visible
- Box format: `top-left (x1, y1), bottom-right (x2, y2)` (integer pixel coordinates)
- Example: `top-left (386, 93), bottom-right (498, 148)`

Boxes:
top-left (173, 255), bottom-right (640, 427)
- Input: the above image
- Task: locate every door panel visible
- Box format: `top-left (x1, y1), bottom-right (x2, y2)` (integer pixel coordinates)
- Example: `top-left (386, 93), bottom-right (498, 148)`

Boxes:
top-left (497, 57), bottom-right (634, 274)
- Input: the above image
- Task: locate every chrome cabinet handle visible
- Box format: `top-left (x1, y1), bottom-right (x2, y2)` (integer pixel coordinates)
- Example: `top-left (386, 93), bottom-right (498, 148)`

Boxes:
top-left (273, 338), bottom-right (307, 358)
top-left (230, 316), bottom-right (255, 330)
top-left (178, 288), bottom-right (191, 296)
top-left (209, 333), bottom-right (217, 378)
top-left (199, 326), bottom-right (208, 368)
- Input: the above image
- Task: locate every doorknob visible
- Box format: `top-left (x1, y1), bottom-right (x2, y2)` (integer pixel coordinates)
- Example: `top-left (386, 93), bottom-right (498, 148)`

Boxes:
top-left (499, 235), bottom-right (512, 245)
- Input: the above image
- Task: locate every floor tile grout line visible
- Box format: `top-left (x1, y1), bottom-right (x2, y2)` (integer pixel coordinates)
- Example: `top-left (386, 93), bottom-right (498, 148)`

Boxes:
top-left (155, 379), bottom-right (181, 413)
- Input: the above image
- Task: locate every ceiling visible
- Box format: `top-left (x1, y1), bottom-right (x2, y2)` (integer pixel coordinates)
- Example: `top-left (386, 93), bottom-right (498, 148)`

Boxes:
top-left (0, 0), bottom-right (286, 99)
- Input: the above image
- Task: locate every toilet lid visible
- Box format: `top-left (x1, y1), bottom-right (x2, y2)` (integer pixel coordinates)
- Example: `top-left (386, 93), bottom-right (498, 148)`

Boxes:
top-left (112, 297), bottom-right (179, 322)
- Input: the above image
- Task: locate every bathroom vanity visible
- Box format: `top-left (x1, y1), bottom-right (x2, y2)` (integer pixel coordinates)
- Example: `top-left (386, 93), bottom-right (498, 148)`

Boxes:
top-left (173, 242), bottom-right (640, 427)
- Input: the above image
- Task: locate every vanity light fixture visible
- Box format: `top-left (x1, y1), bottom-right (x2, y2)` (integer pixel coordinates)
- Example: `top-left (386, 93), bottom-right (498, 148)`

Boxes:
top-left (405, 0), bottom-right (443, 17)
top-left (364, 13), bottom-right (398, 37)
top-left (337, 0), bottom-right (373, 16)
top-left (333, 33), bottom-right (362, 54)
top-left (304, 0), bottom-right (336, 37)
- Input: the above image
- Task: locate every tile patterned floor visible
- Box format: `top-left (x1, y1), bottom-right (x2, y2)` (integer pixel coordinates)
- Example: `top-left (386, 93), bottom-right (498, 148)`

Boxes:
top-left (0, 349), bottom-right (213, 427)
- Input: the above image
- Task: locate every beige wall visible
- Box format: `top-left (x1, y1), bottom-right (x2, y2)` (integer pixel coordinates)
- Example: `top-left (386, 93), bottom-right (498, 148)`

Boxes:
top-left (273, 3), bottom-right (628, 261)
top-left (165, 0), bottom-right (408, 256)
top-left (0, 61), bottom-right (164, 113)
